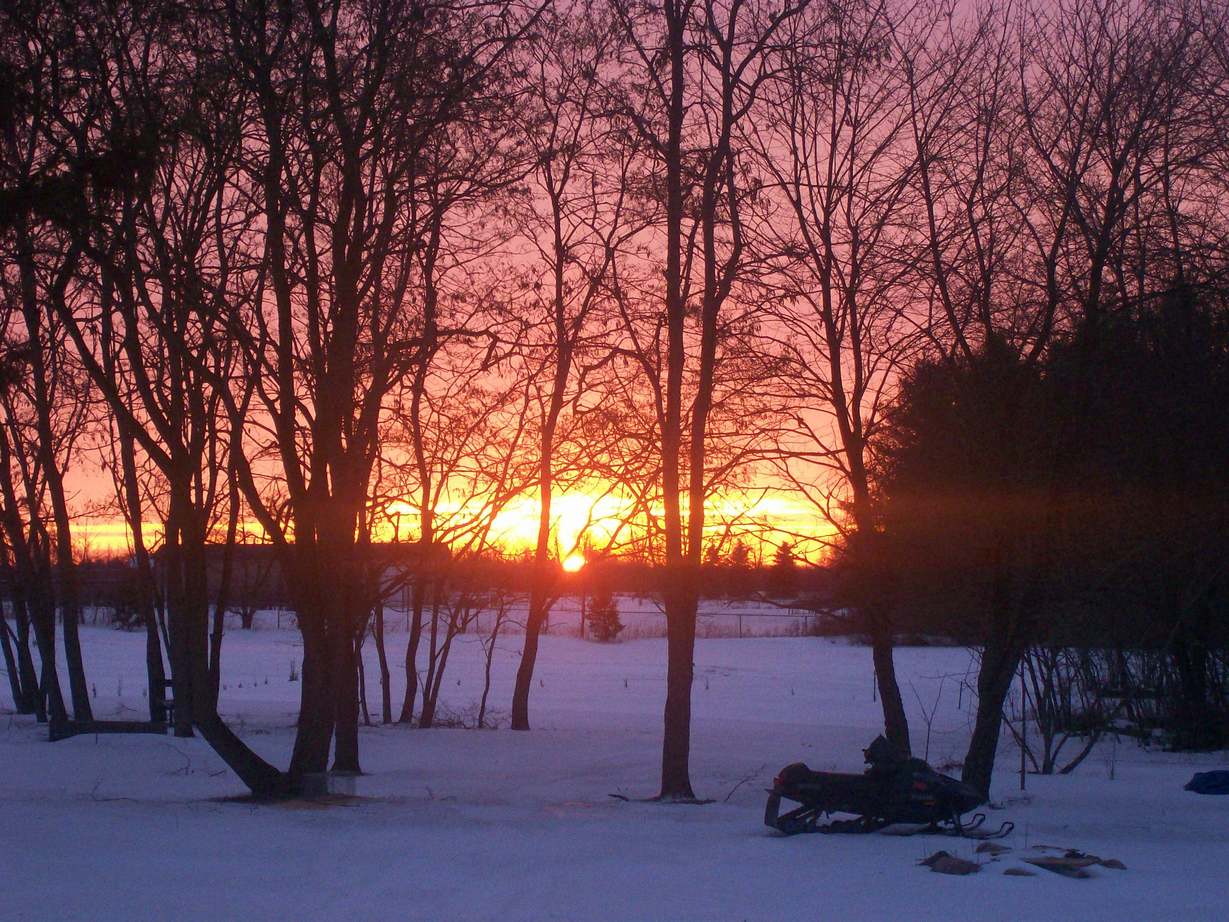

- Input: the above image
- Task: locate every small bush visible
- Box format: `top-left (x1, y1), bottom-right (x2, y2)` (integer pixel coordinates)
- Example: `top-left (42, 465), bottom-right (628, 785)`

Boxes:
top-left (587, 589), bottom-right (623, 642)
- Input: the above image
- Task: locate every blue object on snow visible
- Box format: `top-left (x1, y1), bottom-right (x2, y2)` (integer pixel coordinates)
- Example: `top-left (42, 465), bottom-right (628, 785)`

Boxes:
top-left (1184, 771), bottom-right (1229, 795)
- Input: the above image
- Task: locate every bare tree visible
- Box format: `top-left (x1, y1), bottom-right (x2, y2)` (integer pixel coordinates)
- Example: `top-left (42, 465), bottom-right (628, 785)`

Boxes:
top-left (0, 4), bottom-right (96, 723)
top-left (612, 0), bottom-right (808, 799)
top-left (0, 339), bottom-right (70, 723)
top-left (221, 0), bottom-right (541, 782)
top-left (3, 0), bottom-right (287, 789)
top-left (98, 358), bottom-right (167, 722)
top-left (379, 115), bottom-right (533, 725)
top-left (387, 321), bottom-right (536, 724)
top-left (752, 0), bottom-right (921, 753)
top-left (510, 2), bottom-right (639, 730)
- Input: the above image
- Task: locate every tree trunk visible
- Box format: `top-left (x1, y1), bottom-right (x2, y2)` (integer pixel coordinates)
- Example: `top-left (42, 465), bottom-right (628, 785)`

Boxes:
top-left (162, 517), bottom-right (194, 738)
top-left (398, 578), bottom-right (426, 723)
top-left (332, 621), bottom-right (362, 773)
top-left (183, 517), bottom-right (214, 729)
top-left (0, 613), bottom-right (26, 712)
top-left (963, 640), bottom-right (1022, 798)
top-left (208, 605), bottom-right (226, 710)
top-left (36, 419), bottom-right (90, 721)
top-left (422, 604), bottom-right (462, 730)
top-left (652, 0), bottom-right (695, 803)
top-left (47, 470), bottom-right (89, 722)
top-left (55, 561), bottom-right (90, 721)
top-left (30, 591), bottom-right (68, 726)
top-left (356, 630), bottom-right (371, 727)
top-left (176, 502), bottom-right (246, 789)
top-left (208, 484), bottom-right (241, 710)
top-left (511, 590), bottom-right (551, 730)
top-left (289, 611), bottom-right (334, 782)
top-left (113, 316), bottom-right (166, 722)
top-left (128, 496), bottom-right (166, 722)
top-left (478, 609), bottom-right (503, 729)
top-left (0, 436), bottom-right (61, 722)
top-left (194, 712), bottom-right (287, 797)
top-left (418, 593), bottom-right (443, 729)
top-left (509, 198), bottom-right (570, 731)
top-left (1171, 624), bottom-right (1212, 749)
top-left (869, 616), bottom-right (910, 755)
top-left (373, 600), bottom-right (392, 723)
top-left (15, 605), bottom-right (43, 719)
top-left (659, 578), bottom-right (697, 800)
top-left (0, 576), bottom-right (40, 715)
top-left (16, 227), bottom-right (90, 721)
top-left (143, 608), bottom-right (167, 724)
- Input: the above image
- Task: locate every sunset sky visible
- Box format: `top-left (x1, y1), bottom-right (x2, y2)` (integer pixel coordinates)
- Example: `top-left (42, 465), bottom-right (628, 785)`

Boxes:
top-left (74, 482), bottom-right (836, 564)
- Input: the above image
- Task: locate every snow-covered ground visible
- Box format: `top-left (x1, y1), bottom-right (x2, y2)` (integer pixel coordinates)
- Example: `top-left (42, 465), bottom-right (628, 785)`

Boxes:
top-left (3, 624), bottom-right (1228, 921)
top-left (134, 596), bottom-right (824, 638)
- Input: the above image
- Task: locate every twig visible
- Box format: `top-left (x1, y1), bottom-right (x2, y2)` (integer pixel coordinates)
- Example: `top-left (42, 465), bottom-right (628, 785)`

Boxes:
top-left (723, 765), bottom-right (766, 803)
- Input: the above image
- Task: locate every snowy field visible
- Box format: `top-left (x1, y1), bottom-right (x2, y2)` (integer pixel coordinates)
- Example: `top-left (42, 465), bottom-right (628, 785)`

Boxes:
top-left (3, 625), bottom-right (1228, 921)
top-left (145, 596), bottom-right (825, 638)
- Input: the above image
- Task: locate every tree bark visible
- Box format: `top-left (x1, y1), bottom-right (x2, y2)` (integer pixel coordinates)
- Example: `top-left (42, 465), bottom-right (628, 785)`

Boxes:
top-left (208, 479), bottom-right (241, 710)
top-left (289, 609), bottom-right (334, 782)
top-left (373, 600), bottom-right (392, 723)
top-left (418, 592), bottom-right (444, 729)
top-left (870, 624), bottom-right (911, 755)
top-left (660, 578), bottom-right (698, 799)
top-left (0, 612), bottom-right (26, 712)
top-left (356, 630), bottom-right (371, 727)
top-left (14, 604), bottom-right (43, 718)
top-left (0, 434), bottom-right (64, 723)
top-left (0, 556), bottom-right (40, 715)
top-left (962, 639), bottom-right (1022, 798)
top-left (332, 617), bottom-right (362, 773)
top-left (511, 587), bottom-right (552, 730)
top-left (194, 712), bottom-right (287, 798)
top-left (399, 578), bottom-right (427, 723)
top-left (117, 421), bottom-right (166, 722)
top-left (161, 508), bottom-right (194, 738)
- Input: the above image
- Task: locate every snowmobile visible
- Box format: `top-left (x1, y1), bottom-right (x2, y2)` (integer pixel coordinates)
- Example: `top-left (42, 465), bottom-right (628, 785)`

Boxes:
top-left (764, 736), bottom-right (1013, 839)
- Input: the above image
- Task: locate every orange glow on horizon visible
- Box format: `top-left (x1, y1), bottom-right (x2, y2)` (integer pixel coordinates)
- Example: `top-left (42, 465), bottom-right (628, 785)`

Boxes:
top-left (74, 486), bottom-right (838, 563)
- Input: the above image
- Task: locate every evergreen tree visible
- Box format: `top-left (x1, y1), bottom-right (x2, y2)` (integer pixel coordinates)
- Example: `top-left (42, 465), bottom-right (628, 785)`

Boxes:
top-left (587, 587), bottom-right (623, 642)
top-left (771, 543), bottom-right (798, 597)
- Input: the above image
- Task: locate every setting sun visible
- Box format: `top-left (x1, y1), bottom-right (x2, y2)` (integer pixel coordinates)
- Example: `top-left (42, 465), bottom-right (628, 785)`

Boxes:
top-left (5, 1), bottom-right (1218, 917)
